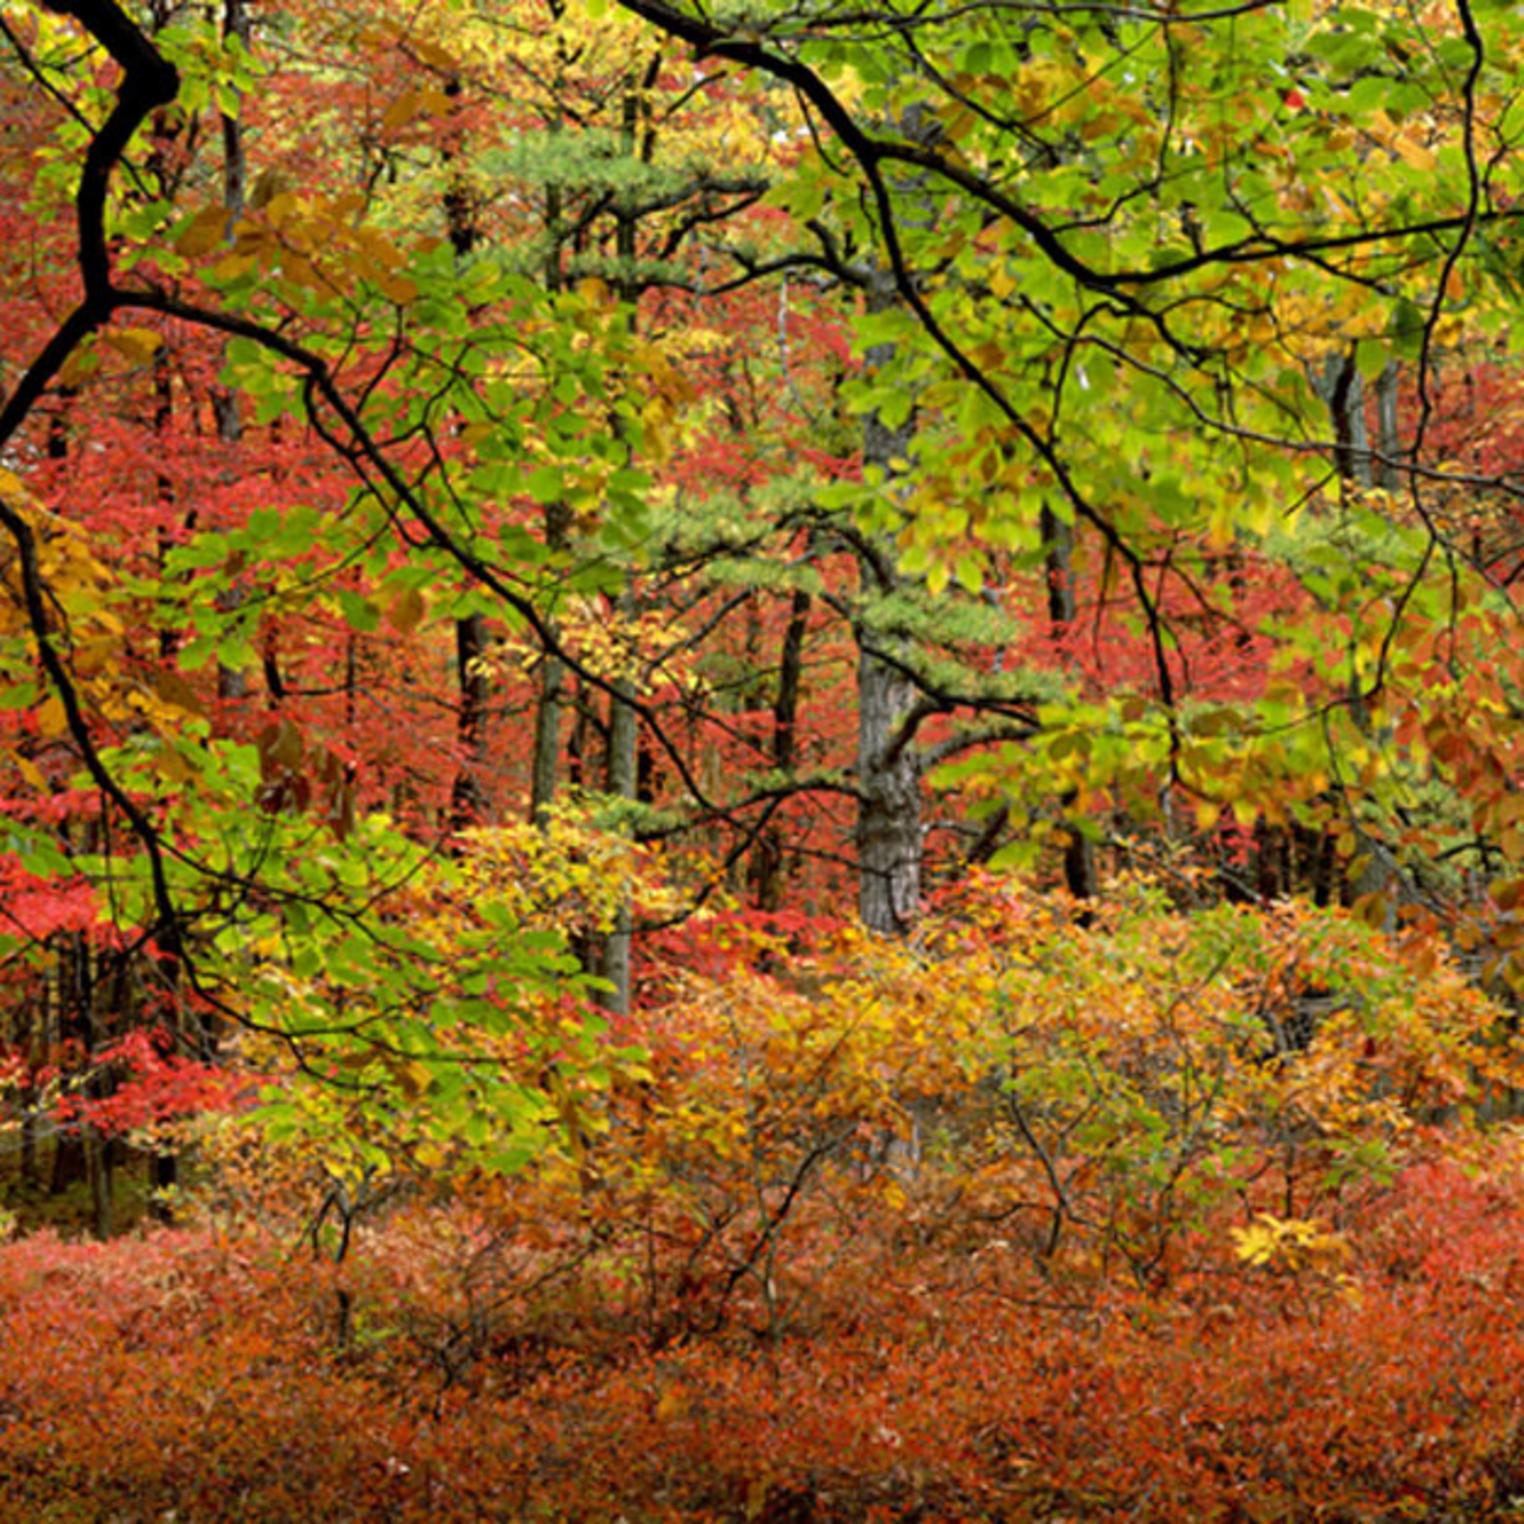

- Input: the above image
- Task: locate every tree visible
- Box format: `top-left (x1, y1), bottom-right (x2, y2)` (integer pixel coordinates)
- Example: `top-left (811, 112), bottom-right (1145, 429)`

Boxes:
top-left (11, 5), bottom-right (1524, 1515)
top-left (614, 0), bottom-right (1524, 931)
top-left (5, 0), bottom-right (1524, 1213)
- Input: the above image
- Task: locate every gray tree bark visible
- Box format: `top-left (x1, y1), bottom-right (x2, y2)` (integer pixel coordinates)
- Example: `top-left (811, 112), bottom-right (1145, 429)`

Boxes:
top-left (1374, 361), bottom-right (1401, 493)
top-left (855, 293), bottom-right (922, 935)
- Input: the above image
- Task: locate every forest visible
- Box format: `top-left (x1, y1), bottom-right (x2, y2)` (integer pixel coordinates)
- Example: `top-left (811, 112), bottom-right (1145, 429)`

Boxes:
top-left (4, 0), bottom-right (1524, 1516)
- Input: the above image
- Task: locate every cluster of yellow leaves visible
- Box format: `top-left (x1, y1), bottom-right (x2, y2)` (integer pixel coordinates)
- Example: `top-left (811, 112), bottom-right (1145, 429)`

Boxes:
top-left (179, 187), bottom-right (418, 306)
top-left (500, 597), bottom-right (693, 691)
top-left (417, 803), bottom-right (691, 939)
top-left (1231, 1212), bottom-right (1350, 1273)
top-left (0, 485), bottom-right (205, 788)
top-left (468, 879), bottom-right (1524, 1292)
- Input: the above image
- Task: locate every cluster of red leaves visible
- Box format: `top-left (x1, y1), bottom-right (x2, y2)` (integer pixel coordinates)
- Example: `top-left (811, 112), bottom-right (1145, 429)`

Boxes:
top-left (4, 1149), bottom-right (1524, 1520)
top-left (0, 862), bottom-right (97, 943)
top-left (50, 1029), bottom-right (253, 1136)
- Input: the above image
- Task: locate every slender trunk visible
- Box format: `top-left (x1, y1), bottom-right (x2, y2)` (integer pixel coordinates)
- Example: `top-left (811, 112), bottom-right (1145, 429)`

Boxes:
top-left (42, 411), bottom-right (102, 1211)
top-left (529, 647), bottom-right (564, 823)
top-left (855, 280), bottom-right (921, 935)
top-left (1321, 350), bottom-right (1372, 490)
top-left (595, 78), bottom-right (647, 1006)
top-left (450, 612), bottom-right (489, 828)
top-left (530, 21), bottom-right (573, 825)
top-left (19, 986), bottom-right (40, 1191)
top-left (147, 348), bottom-right (197, 1208)
top-left (213, 0), bottom-right (249, 700)
top-left (52, 933), bottom-right (109, 1231)
top-left (49, 954), bottom-right (87, 1202)
top-left (1041, 503), bottom-right (1096, 903)
top-left (567, 675), bottom-right (588, 789)
top-left (440, 77), bottom-right (490, 829)
top-left (600, 671), bottom-right (637, 1015)
top-left (753, 586), bottom-right (810, 911)
top-left (1310, 827), bottom-right (1337, 907)
top-left (154, 349), bottom-right (181, 663)
top-left (87, 1124), bottom-right (113, 1240)
top-left (530, 501), bottom-right (569, 824)
top-left (1323, 349), bottom-right (1393, 916)
top-left (1374, 361), bottom-right (1401, 493)
top-left (220, 0), bottom-right (248, 226)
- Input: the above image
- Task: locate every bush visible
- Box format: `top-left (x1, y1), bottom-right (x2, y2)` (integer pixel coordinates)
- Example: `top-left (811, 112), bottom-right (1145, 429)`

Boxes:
top-left (7, 883), bottom-right (1524, 1519)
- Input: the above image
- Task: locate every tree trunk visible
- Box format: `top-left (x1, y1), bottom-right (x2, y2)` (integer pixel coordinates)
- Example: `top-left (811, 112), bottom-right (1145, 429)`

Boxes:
top-left (213, 0), bottom-right (250, 701)
top-left (1321, 350), bottom-right (1372, 490)
top-left (451, 612), bottom-right (489, 828)
top-left (437, 87), bottom-right (492, 831)
top-left (856, 641), bottom-right (921, 934)
top-left (1374, 361), bottom-right (1401, 493)
top-left (753, 586), bottom-right (810, 911)
top-left (855, 297), bottom-right (921, 935)
top-left (1323, 349), bottom-right (1395, 919)
top-left (594, 78), bottom-right (647, 1003)
top-left (599, 671), bottom-right (638, 1015)
top-left (1041, 502), bottom-right (1096, 904)
top-left (529, 60), bottom-right (571, 826)
top-left (86, 1124), bottom-right (113, 1240)
top-left (530, 503), bottom-right (570, 825)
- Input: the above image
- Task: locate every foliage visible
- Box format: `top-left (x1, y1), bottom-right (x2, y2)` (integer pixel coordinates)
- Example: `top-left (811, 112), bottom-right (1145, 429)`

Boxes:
top-left (6, 889), bottom-right (1524, 1517)
top-left (3, 0), bottom-right (1524, 1513)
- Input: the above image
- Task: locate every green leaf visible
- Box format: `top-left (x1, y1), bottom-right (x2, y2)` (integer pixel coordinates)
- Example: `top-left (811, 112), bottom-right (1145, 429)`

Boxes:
top-left (526, 466), bottom-right (564, 505)
top-left (1354, 337), bottom-right (1387, 381)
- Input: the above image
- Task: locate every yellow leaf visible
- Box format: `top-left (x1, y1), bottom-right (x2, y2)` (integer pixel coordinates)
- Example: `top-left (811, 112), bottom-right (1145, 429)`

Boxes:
top-left (59, 343), bottom-right (100, 388)
top-left (397, 1062), bottom-right (431, 1100)
top-left (262, 190), bottom-right (300, 229)
top-left (1232, 1213), bottom-right (1349, 1271)
top-left (35, 694), bottom-right (66, 739)
top-left (379, 273), bottom-right (418, 307)
top-left (106, 328), bottom-right (163, 365)
top-left (409, 35), bottom-right (459, 72)
top-left (152, 670), bottom-right (207, 718)
top-left (382, 89), bottom-right (425, 132)
top-left (155, 745), bottom-right (195, 784)
top-left (248, 168), bottom-right (289, 211)
top-left (11, 752), bottom-right (46, 791)
top-left (1393, 135), bottom-right (1436, 172)
top-left (176, 204), bottom-right (228, 256)
top-left (1206, 502), bottom-right (1235, 552)
top-left (207, 251), bottom-right (258, 283)
top-left (387, 586), bottom-right (427, 634)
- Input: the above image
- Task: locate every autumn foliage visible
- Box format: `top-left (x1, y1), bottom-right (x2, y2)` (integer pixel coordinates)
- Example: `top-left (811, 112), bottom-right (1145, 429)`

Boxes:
top-left (8, 0), bottom-right (1524, 1515)
top-left (6, 885), bottom-right (1524, 1518)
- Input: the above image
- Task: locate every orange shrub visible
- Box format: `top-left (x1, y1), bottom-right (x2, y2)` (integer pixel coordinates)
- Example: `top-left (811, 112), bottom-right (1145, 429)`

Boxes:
top-left (9, 882), bottom-right (1524, 1519)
